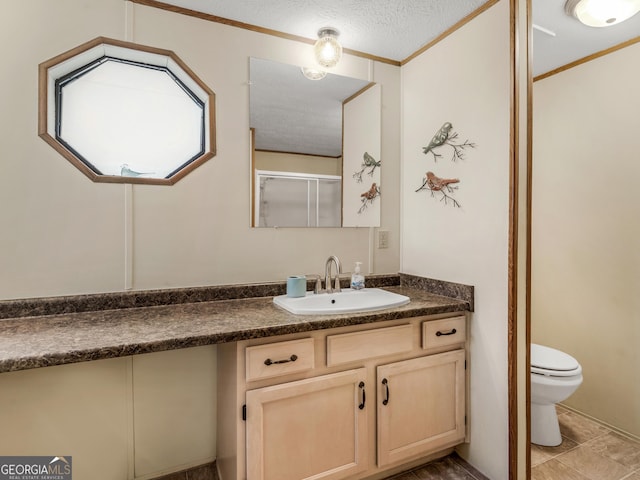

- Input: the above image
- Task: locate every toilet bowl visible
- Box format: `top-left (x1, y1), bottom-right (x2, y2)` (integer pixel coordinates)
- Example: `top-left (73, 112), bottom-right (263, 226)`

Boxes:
top-left (530, 344), bottom-right (583, 446)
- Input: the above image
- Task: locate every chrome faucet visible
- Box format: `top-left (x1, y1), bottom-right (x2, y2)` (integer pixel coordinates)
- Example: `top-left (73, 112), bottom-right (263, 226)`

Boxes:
top-left (324, 255), bottom-right (342, 293)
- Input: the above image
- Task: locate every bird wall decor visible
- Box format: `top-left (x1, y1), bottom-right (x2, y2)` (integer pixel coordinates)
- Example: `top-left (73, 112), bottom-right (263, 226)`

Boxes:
top-left (358, 182), bottom-right (380, 214)
top-left (120, 164), bottom-right (154, 177)
top-left (422, 122), bottom-right (476, 162)
top-left (353, 152), bottom-right (381, 183)
top-left (416, 121), bottom-right (477, 209)
top-left (415, 171), bottom-right (461, 208)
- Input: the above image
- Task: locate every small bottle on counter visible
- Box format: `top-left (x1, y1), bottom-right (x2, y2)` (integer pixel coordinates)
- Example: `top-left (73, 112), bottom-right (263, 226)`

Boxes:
top-left (351, 262), bottom-right (365, 290)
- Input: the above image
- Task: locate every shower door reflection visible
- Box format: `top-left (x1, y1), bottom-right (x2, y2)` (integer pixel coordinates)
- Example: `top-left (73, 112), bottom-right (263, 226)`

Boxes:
top-left (255, 171), bottom-right (341, 228)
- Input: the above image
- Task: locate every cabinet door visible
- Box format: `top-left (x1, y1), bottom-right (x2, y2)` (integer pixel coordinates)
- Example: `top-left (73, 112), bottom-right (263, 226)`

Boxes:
top-left (246, 368), bottom-right (368, 480)
top-left (377, 350), bottom-right (465, 467)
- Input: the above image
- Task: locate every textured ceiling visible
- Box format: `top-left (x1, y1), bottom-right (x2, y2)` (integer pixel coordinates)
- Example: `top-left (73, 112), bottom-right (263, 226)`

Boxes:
top-left (157, 0), bottom-right (487, 62)
top-left (157, 0), bottom-right (640, 75)
top-left (250, 58), bottom-right (370, 157)
top-left (153, 0), bottom-right (640, 153)
top-left (532, 0), bottom-right (640, 77)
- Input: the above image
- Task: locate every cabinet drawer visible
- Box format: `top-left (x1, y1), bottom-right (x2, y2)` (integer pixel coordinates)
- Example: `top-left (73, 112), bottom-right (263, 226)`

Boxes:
top-left (327, 324), bottom-right (413, 367)
top-left (422, 316), bottom-right (466, 350)
top-left (246, 338), bottom-right (314, 382)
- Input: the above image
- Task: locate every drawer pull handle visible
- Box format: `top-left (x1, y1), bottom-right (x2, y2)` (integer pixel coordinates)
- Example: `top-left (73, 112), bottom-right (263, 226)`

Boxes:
top-left (436, 328), bottom-right (457, 337)
top-left (382, 378), bottom-right (390, 406)
top-left (358, 381), bottom-right (366, 410)
top-left (264, 354), bottom-right (298, 366)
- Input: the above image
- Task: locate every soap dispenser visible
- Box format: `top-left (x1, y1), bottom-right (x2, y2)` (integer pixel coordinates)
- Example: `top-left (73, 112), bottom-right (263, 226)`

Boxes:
top-left (351, 262), bottom-right (365, 290)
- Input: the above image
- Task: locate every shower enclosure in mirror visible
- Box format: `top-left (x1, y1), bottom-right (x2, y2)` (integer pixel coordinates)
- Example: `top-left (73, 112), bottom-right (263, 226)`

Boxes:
top-left (254, 170), bottom-right (341, 227)
top-left (249, 57), bottom-right (381, 228)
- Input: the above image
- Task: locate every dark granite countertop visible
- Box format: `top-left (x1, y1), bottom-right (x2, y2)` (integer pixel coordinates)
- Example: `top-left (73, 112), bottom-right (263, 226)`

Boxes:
top-left (0, 274), bottom-right (473, 373)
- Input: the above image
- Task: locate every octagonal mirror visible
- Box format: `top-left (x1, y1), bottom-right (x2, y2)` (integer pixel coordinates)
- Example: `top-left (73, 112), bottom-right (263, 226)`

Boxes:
top-left (39, 37), bottom-right (216, 185)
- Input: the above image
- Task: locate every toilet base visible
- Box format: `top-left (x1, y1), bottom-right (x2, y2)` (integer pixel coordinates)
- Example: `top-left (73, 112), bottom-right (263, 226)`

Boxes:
top-left (531, 403), bottom-right (562, 446)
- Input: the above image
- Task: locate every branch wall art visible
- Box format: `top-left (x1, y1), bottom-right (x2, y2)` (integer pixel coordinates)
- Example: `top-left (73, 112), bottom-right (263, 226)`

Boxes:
top-left (416, 122), bottom-right (477, 208)
top-left (353, 151), bottom-right (381, 183)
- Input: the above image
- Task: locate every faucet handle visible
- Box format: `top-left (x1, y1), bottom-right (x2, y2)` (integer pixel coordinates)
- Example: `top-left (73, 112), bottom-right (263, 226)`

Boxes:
top-left (307, 274), bottom-right (322, 294)
top-left (333, 274), bottom-right (342, 293)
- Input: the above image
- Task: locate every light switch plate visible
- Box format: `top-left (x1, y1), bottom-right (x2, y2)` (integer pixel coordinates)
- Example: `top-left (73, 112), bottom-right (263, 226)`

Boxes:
top-left (378, 230), bottom-right (389, 249)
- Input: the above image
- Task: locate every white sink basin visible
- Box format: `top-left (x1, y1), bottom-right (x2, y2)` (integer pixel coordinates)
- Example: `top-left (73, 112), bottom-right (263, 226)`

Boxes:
top-left (273, 288), bottom-right (410, 315)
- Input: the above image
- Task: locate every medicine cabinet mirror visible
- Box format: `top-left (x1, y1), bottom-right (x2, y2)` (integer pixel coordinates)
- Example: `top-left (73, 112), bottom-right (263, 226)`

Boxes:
top-left (39, 37), bottom-right (216, 185)
top-left (249, 57), bottom-right (381, 228)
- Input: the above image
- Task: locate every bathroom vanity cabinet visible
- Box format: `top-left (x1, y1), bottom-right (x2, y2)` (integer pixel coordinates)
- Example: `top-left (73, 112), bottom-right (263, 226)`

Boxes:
top-left (217, 312), bottom-right (468, 480)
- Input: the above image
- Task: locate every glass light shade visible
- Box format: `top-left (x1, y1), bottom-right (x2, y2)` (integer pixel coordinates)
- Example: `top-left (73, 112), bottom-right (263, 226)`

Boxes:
top-left (314, 28), bottom-right (342, 68)
top-left (301, 67), bottom-right (327, 80)
top-left (565, 0), bottom-right (640, 27)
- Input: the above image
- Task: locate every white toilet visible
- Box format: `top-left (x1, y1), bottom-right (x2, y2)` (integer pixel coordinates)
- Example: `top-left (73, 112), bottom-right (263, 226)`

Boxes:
top-left (530, 343), bottom-right (583, 446)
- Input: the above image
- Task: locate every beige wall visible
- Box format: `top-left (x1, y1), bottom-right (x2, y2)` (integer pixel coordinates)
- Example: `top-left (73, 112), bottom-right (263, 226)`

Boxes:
top-left (1, 0), bottom-right (128, 299)
top-left (0, 346), bottom-right (217, 480)
top-left (401, 2), bottom-right (511, 479)
top-left (0, 1), bottom-right (518, 478)
top-left (0, 358), bottom-right (132, 479)
top-left (132, 347), bottom-right (217, 478)
top-left (255, 151), bottom-right (342, 176)
top-left (0, 1), bottom-right (401, 477)
top-left (532, 42), bottom-right (640, 438)
top-left (0, 0), bottom-right (400, 301)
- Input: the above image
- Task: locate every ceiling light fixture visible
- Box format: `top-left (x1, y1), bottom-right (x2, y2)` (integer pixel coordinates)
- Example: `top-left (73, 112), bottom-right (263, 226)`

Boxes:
top-left (301, 67), bottom-right (327, 81)
top-left (314, 28), bottom-right (342, 68)
top-left (565, 0), bottom-right (640, 27)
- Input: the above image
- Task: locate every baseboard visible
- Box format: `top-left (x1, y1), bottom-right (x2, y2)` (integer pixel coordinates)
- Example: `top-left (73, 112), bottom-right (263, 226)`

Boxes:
top-left (559, 403), bottom-right (640, 443)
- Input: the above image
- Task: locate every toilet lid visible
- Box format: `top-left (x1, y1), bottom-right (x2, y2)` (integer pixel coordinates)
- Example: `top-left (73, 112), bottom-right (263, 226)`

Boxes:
top-left (531, 344), bottom-right (581, 376)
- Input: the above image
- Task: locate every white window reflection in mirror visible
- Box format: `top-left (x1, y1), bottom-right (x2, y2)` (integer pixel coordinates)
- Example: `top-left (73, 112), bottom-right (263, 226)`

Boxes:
top-left (39, 37), bottom-right (216, 185)
top-left (249, 57), bottom-right (381, 227)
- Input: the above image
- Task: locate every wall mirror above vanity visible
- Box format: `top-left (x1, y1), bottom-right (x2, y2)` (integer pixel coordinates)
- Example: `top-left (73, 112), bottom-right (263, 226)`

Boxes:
top-left (249, 57), bottom-right (382, 228)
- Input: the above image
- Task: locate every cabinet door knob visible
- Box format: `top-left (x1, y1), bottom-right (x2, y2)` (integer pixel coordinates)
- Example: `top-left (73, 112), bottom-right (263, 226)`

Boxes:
top-left (436, 328), bottom-right (457, 337)
top-left (264, 354), bottom-right (298, 366)
top-left (358, 381), bottom-right (366, 410)
top-left (382, 378), bottom-right (390, 406)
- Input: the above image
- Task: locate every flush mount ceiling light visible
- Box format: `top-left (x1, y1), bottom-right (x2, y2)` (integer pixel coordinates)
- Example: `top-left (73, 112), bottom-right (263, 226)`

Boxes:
top-left (301, 66), bottom-right (327, 80)
top-left (565, 0), bottom-right (640, 27)
top-left (314, 28), bottom-right (342, 68)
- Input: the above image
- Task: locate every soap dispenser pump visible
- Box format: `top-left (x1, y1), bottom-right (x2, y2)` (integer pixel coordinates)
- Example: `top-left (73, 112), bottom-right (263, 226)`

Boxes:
top-left (351, 262), bottom-right (365, 290)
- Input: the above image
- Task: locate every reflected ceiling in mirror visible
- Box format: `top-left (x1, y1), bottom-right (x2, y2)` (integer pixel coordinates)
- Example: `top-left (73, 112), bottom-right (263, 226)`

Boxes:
top-left (249, 57), bottom-right (370, 157)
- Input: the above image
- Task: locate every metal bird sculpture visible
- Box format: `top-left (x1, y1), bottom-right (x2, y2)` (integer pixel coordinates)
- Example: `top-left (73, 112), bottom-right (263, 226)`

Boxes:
top-left (361, 182), bottom-right (380, 200)
top-left (120, 164), bottom-right (154, 177)
top-left (422, 122), bottom-right (476, 162)
top-left (353, 152), bottom-right (381, 183)
top-left (415, 171), bottom-right (461, 208)
top-left (358, 182), bottom-right (380, 213)
top-left (422, 122), bottom-right (453, 157)
top-left (363, 152), bottom-right (381, 170)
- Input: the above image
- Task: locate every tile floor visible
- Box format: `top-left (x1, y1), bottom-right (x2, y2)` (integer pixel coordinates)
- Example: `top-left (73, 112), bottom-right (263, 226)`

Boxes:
top-left (162, 453), bottom-right (486, 480)
top-left (531, 406), bottom-right (640, 480)
top-left (384, 453), bottom-right (489, 480)
top-left (388, 406), bottom-right (640, 480)
top-left (157, 462), bottom-right (217, 480)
